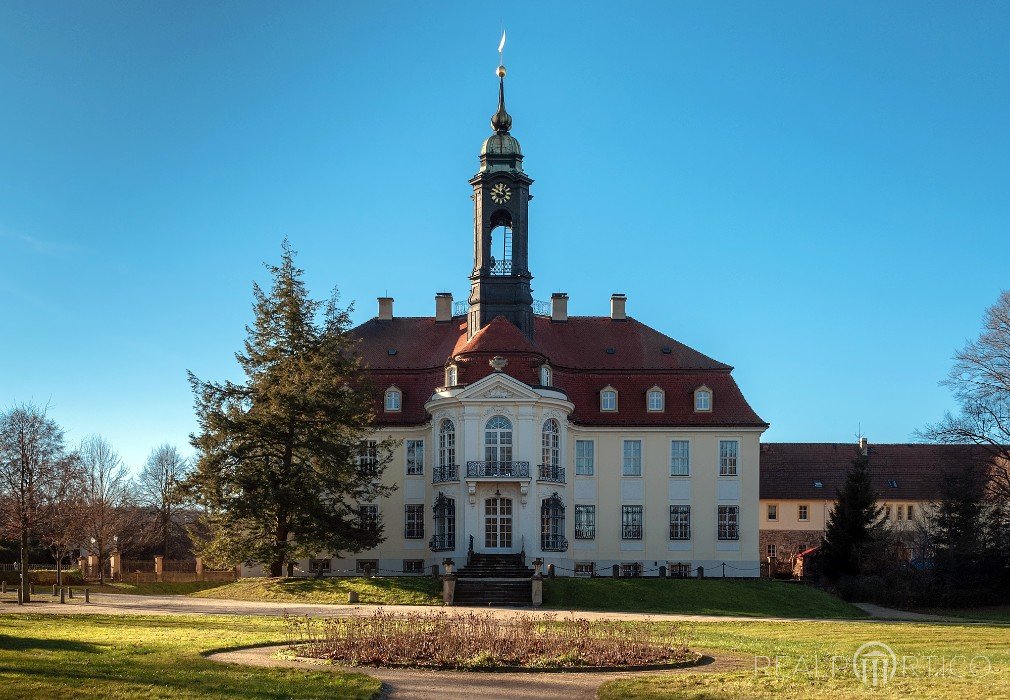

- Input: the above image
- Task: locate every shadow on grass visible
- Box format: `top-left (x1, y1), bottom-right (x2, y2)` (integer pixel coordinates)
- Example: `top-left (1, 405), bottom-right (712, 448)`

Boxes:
top-left (0, 634), bottom-right (101, 653)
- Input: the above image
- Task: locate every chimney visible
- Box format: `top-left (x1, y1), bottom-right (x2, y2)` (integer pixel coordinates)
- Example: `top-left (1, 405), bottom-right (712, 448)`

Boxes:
top-left (610, 293), bottom-right (627, 321)
top-left (435, 292), bottom-right (453, 322)
top-left (859, 436), bottom-right (868, 455)
top-left (551, 292), bottom-right (568, 322)
top-left (377, 297), bottom-right (394, 321)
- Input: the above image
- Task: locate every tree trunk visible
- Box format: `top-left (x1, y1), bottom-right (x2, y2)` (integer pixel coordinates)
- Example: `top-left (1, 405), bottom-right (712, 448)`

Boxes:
top-left (20, 526), bottom-right (30, 604)
top-left (271, 517), bottom-right (288, 578)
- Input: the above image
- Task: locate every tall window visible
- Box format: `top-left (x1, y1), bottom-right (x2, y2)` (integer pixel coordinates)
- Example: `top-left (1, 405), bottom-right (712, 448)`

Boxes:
top-left (435, 420), bottom-right (456, 482)
top-left (489, 224), bottom-right (513, 275)
top-left (540, 364), bottom-right (552, 386)
top-left (719, 440), bottom-right (739, 476)
top-left (575, 440), bottom-right (594, 476)
top-left (405, 439), bottom-right (424, 476)
top-left (484, 416), bottom-right (513, 464)
top-left (622, 440), bottom-right (642, 476)
top-left (767, 504), bottom-right (778, 521)
top-left (670, 440), bottom-right (690, 476)
top-left (718, 505), bottom-right (739, 540)
top-left (356, 441), bottom-right (378, 477)
top-left (384, 387), bottom-right (402, 412)
top-left (694, 388), bottom-right (712, 412)
top-left (541, 418), bottom-right (560, 468)
top-left (445, 365), bottom-right (457, 386)
top-left (798, 504), bottom-right (809, 521)
top-left (600, 388), bottom-right (618, 412)
top-left (404, 504), bottom-right (424, 539)
top-left (621, 505), bottom-right (643, 539)
top-left (541, 494), bottom-right (566, 551)
top-left (359, 504), bottom-right (378, 530)
top-left (647, 388), bottom-right (664, 412)
top-left (669, 505), bottom-right (691, 540)
top-left (431, 494), bottom-right (455, 551)
top-left (574, 505), bottom-right (595, 539)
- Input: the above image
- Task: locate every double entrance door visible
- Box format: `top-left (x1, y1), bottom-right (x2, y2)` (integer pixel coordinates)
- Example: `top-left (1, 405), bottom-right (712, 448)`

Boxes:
top-left (484, 496), bottom-right (513, 550)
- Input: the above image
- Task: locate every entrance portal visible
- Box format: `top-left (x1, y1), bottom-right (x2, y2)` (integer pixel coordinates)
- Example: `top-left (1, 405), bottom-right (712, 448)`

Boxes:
top-left (484, 496), bottom-right (513, 550)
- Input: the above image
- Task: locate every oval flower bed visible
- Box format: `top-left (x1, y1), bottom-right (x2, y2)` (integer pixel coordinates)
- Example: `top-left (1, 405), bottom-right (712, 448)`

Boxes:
top-left (286, 610), bottom-right (695, 670)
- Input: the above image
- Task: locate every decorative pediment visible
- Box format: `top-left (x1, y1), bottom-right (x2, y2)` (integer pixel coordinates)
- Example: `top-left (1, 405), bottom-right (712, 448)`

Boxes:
top-left (454, 372), bottom-right (542, 402)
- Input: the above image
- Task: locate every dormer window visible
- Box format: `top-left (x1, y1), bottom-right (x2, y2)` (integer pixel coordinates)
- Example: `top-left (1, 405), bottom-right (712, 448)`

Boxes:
top-left (694, 387), bottom-right (712, 412)
top-left (647, 386), bottom-right (665, 412)
top-left (600, 387), bottom-right (618, 412)
top-left (384, 387), bottom-right (402, 412)
top-left (445, 364), bottom-right (458, 387)
top-left (540, 364), bottom-right (552, 387)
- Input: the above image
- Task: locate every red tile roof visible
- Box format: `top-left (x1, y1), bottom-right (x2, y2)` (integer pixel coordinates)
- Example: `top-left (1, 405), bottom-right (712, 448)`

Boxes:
top-left (759, 442), bottom-right (995, 501)
top-left (350, 313), bottom-right (766, 428)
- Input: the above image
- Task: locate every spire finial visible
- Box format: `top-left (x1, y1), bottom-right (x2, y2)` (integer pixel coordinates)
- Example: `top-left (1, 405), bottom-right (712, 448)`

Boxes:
top-left (491, 30), bottom-right (512, 133)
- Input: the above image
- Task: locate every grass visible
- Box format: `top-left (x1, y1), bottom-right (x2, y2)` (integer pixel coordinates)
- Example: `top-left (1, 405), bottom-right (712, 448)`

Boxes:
top-left (0, 614), bottom-right (379, 699)
top-left (193, 575), bottom-right (442, 605)
top-left (91, 581), bottom-right (233, 596)
top-left (542, 578), bottom-right (867, 619)
top-left (599, 618), bottom-right (1010, 699)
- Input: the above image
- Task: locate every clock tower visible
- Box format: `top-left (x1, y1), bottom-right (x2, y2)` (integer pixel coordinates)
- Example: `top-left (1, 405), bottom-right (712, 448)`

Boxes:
top-left (467, 62), bottom-right (535, 340)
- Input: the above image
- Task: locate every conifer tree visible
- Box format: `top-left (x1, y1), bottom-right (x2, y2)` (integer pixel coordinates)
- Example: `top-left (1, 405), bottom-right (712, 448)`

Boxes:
top-left (188, 241), bottom-right (393, 577)
top-left (820, 449), bottom-right (885, 580)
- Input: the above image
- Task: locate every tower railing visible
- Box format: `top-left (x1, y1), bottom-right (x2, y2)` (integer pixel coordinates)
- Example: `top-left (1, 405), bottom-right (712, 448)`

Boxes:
top-left (451, 299), bottom-right (552, 317)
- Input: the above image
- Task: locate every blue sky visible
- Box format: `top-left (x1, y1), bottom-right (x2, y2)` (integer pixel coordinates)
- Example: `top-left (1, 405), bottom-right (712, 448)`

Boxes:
top-left (2, 2), bottom-right (1008, 471)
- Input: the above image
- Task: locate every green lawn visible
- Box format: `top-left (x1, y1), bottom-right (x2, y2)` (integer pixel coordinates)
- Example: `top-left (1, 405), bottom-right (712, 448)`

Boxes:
top-left (193, 575), bottom-right (442, 605)
top-left (95, 581), bottom-right (233, 596)
top-left (542, 578), bottom-right (867, 619)
top-left (0, 614), bottom-right (379, 699)
top-left (918, 605), bottom-right (1010, 623)
top-left (599, 618), bottom-right (1010, 699)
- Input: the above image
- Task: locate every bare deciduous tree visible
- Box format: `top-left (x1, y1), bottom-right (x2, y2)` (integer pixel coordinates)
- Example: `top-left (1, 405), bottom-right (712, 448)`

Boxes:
top-left (137, 444), bottom-right (191, 558)
top-left (38, 451), bottom-right (84, 587)
top-left (0, 403), bottom-right (68, 602)
top-left (921, 290), bottom-right (1010, 501)
top-left (78, 435), bottom-right (132, 585)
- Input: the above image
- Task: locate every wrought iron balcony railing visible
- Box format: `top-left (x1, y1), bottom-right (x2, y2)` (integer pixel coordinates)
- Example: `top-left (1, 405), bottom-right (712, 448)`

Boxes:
top-left (452, 298), bottom-right (552, 317)
top-left (465, 460), bottom-right (531, 479)
top-left (490, 258), bottom-right (513, 276)
top-left (429, 534), bottom-right (455, 552)
top-left (541, 535), bottom-right (569, 552)
top-left (432, 464), bottom-right (459, 483)
top-left (537, 464), bottom-right (566, 484)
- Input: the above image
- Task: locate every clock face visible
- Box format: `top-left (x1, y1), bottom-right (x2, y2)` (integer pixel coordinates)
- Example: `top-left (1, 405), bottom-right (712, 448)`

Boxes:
top-left (490, 183), bottom-right (511, 204)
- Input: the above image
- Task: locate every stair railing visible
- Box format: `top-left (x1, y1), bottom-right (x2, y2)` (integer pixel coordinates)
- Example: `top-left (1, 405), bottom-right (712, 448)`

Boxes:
top-left (467, 534), bottom-right (474, 566)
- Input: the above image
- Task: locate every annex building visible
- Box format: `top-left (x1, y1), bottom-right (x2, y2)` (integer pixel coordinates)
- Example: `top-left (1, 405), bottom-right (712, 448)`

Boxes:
top-left (307, 64), bottom-right (769, 581)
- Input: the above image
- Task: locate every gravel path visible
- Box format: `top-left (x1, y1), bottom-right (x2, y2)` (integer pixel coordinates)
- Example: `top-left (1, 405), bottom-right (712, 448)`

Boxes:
top-left (0, 591), bottom-right (872, 623)
top-left (207, 644), bottom-right (750, 700)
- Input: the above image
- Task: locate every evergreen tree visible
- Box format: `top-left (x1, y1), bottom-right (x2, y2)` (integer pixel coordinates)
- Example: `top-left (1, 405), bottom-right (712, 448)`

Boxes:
top-left (187, 241), bottom-right (393, 577)
top-left (820, 449), bottom-right (885, 580)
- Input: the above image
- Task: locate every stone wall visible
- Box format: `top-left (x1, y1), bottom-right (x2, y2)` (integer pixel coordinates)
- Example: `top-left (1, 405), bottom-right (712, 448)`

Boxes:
top-left (759, 529), bottom-right (821, 563)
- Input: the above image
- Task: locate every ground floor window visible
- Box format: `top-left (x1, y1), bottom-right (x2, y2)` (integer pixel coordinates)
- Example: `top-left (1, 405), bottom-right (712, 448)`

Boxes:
top-left (766, 544), bottom-right (777, 558)
top-left (309, 558), bottom-right (331, 575)
top-left (359, 504), bottom-right (378, 530)
top-left (574, 561), bottom-right (595, 577)
top-left (622, 505), bottom-right (643, 539)
top-left (541, 493), bottom-right (567, 551)
top-left (404, 503), bottom-right (424, 539)
top-left (718, 505), bottom-right (739, 540)
top-left (402, 559), bottom-right (424, 574)
top-left (669, 505), bottom-right (691, 540)
top-left (431, 493), bottom-right (456, 551)
top-left (620, 562), bottom-right (643, 577)
top-left (574, 504), bottom-right (595, 539)
top-left (356, 559), bottom-right (378, 574)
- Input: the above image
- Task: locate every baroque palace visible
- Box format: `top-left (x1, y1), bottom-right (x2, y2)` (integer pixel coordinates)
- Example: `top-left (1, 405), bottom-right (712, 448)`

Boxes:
top-left (312, 61), bottom-right (767, 582)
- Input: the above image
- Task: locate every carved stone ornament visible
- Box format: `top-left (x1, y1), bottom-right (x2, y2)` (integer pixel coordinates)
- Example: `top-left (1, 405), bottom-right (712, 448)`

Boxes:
top-left (486, 387), bottom-right (512, 399)
top-left (520, 483), bottom-right (529, 506)
top-left (489, 355), bottom-right (509, 372)
top-left (468, 483), bottom-right (476, 505)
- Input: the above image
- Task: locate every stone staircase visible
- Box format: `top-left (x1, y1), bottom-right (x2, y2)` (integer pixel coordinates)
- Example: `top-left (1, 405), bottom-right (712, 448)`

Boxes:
top-left (453, 553), bottom-right (534, 607)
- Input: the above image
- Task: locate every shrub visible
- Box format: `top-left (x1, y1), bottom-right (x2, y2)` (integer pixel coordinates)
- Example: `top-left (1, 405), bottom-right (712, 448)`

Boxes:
top-left (287, 610), bottom-right (693, 669)
top-left (0, 569), bottom-right (85, 586)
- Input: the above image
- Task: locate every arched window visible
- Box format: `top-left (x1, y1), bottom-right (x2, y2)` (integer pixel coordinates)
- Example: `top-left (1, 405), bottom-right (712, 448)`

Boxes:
top-left (430, 493), bottom-right (455, 552)
top-left (540, 418), bottom-right (561, 481)
top-left (445, 364), bottom-right (458, 387)
top-left (540, 364), bottom-right (552, 386)
top-left (541, 493), bottom-right (567, 552)
top-left (384, 386), bottom-right (402, 412)
top-left (488, 212), bottom-right (513, 275)
top-left (600, 386), bottom-right (618, 412)
top-left (647, 386), bottom-right (665, 412)
top-left (694, 386), bottom-right (712, 412)
top-left (436, 419), bottom-right (457, 482)
top-left (484, 416), bottom-right (513, 465)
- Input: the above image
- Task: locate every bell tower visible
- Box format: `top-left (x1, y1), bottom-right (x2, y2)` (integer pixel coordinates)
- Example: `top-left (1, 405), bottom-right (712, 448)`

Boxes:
top-left (467, 58), bottom-right (535, 340)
